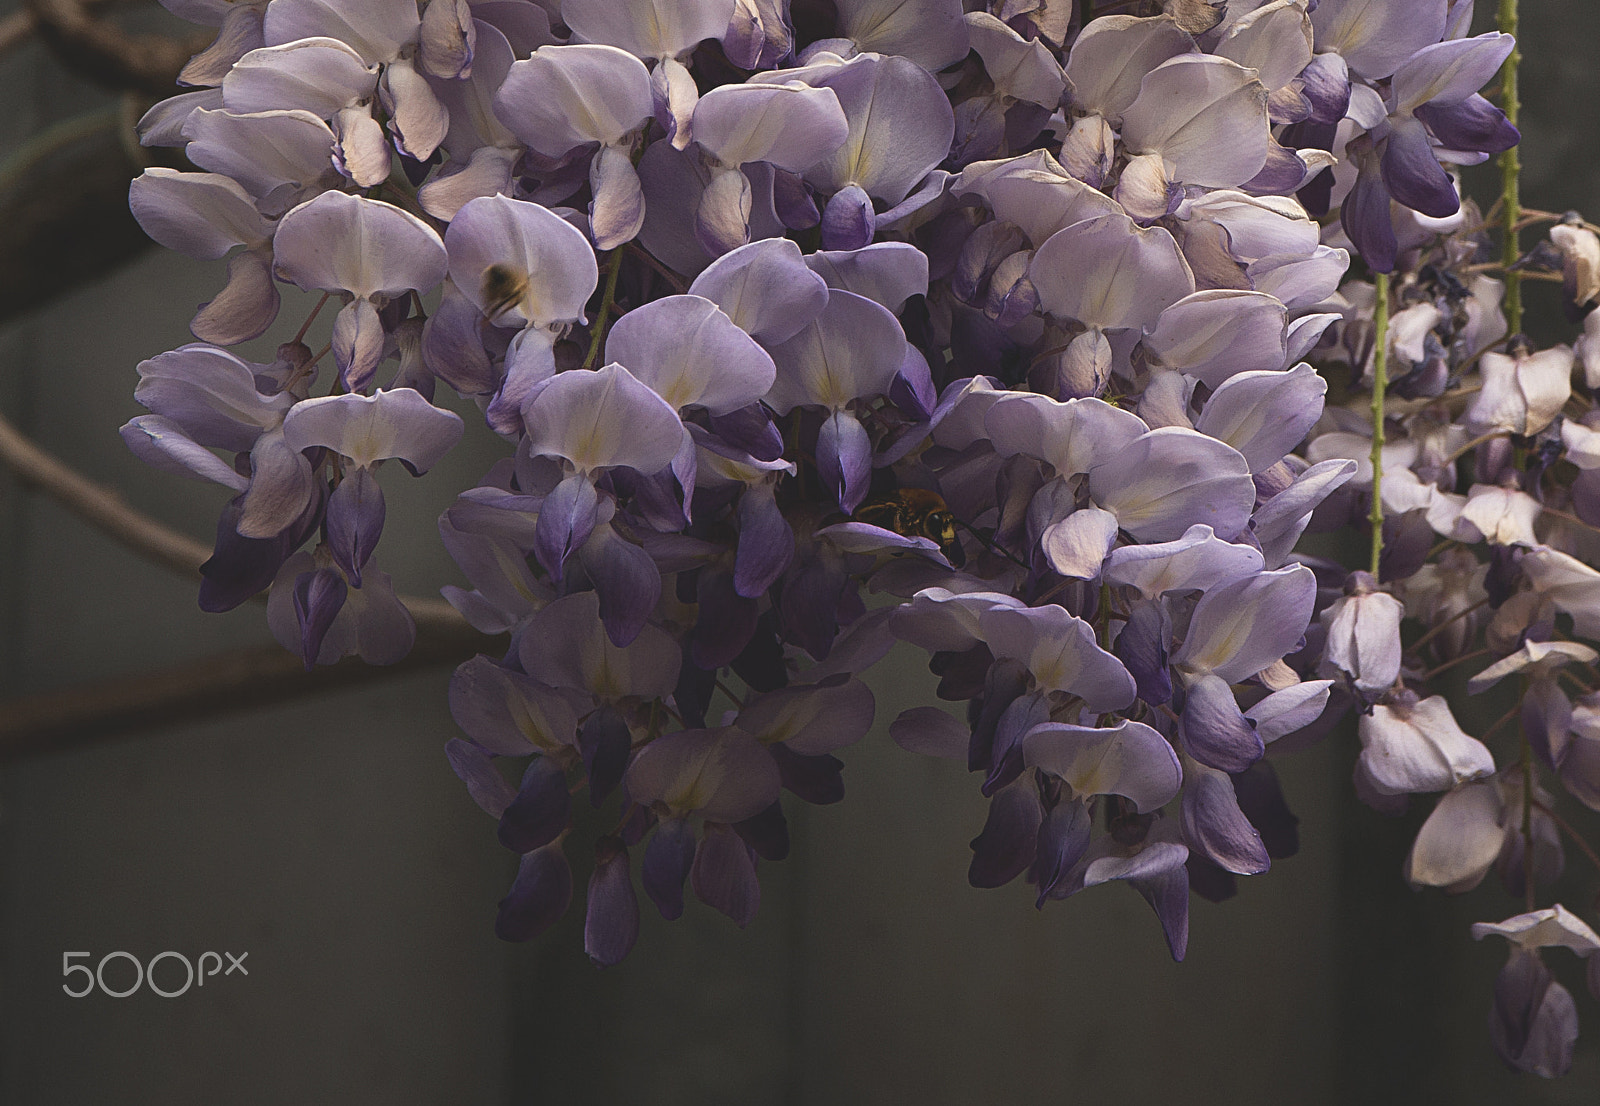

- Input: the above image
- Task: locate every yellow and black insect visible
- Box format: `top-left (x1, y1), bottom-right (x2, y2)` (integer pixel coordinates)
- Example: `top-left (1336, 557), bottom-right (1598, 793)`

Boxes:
top-left (853, 487), bottom-right (966, 567)
top-left (480, 263), bottom-right (530, 321)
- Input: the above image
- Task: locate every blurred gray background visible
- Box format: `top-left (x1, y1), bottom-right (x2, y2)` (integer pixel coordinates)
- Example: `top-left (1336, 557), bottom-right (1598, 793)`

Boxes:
top-left (2, 3), bottom-right (1598, 1103)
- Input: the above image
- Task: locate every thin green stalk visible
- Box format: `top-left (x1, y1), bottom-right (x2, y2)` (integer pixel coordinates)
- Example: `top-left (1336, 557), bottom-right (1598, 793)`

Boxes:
top-left (1499, 0), bottom-right (1523, 335)
top-left (1369, 272), bottom-right (1390, 577)
top-left (582, 247), bottom-right (625, 371)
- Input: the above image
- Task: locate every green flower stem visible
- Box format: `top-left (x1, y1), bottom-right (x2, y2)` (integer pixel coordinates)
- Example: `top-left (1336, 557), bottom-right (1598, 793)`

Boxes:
top-left (583, 247), bottom-right (625, 371)
top-left (1499, 0), bottom-right (1523, 335)
top-left (1369, 271), bottom-right (1390, 577)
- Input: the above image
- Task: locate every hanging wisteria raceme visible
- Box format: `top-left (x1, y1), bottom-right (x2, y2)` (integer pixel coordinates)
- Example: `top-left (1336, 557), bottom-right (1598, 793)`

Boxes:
top-left (120, 0), bottom-right (1600, 1075)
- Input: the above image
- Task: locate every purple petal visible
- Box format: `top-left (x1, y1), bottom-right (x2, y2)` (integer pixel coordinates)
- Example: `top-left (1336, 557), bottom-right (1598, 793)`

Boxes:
top-left (1181, 762), bottom-right (1270, 875)
top-left (325, 464), bottom-right (385, 586)
top-left (129, 168), bottom-right (270, 259)
top-left (523, 363), bottom-right (685, 475)
top-left (330, 298), bottom-right (386, 392)
top-left (1415, 94), bottom-right (1518, 156)
top-left (449, 656), bottom-right (578, 756)
top-left (590, 144), bottom-right (647, 251)
top-left (692, 81), bottom-right (850, 171)
top-left (641, 817), bottom-right (696, 920)
top-left (706, 403), bottom-right (784, 461)
top-left (494, 44), bottom-right (653, 154)
top-left (445, 194), bottom-right (598, 327)
top-left (1040, 506), bottom-right (1120, 580)
top-left (968, 777), bottom-right (1042, 888)
top-left (690, 570), bottom-right (759, 669)
top-left (282, 388), bottom-right (464, 472)
top-left (1142, 289), bottom-right (1289, 388)
top-left (606, 294), bottom-right (775, 415)
top-left (1194, 363), bottom-right (1327, 473)
top-left (1342, 156), bottom-right (1399, 273)
top-left (952, 150), bottom-right (1120, 246)
top-left (237, 429), bottom-right (315, 539)
top-left (1120, 55), bottom-right (1270, 189)
top-left (732, 801), bottom-right (790, 860)
top-left (495, 841), bottom-right (573, 941)
top-left (224, 39), bottom-right (376, 118)
top-left (889, 706), bottom-right (969, 759)
top-left (292, 567), bottom-right (347, 670)
top-left (445, 738), bottom-right (516, 819)
top-left (579, 521), bottom-right (662, 647)
top-left (198, 497), bottom-right (303, 612)
top-left (498, 755), bottom-right (571, 853)
top-left (522, 591), bottom-right (682, 700)
top-left (691, 823), bottom-right (761, 927)
top-left (1381, 115), bottom-right (1460, 219)
top-left (687, 237), bottom-right (830, 345)
top-left (1173, 564), bottom-right (1317, 683)
top-left (192, 248), bottom-right (281, 346)
top-left (695, 166), bottom-right (754, 257)
top-left (421, 278), bottom-right (496, 395)
top-left (380, 56), bottom-right (449, 161)
top-left (1115, 598), bottom-right (1174, 706)
top-left (1104, 523), bottom-right (1265, 599)
top-left (767, 745), bottom-right (845, 805)
top-left (734, 482), bottom-right (795, 597)
top-left (417, 146), bottom-right (519, 222)
top-left (1030, 213), bottom-right (1194, 331)
top-left (584, 838), bottom-right (639, 966)
top-left (1391, 32), bottom-right (1515, 114)
top-left (1024, 719), bottom-right (1183, 812)
top-left (1489, 950), bottom-right (1579, 1078)
top-left (578, 705), bottom-right (633, 805)
top-left (805, 242), bottom-right (929, 314)
top-left (817, 410), bottom-right (874, 515)
top-left (652, 54), bottom-right (700, 149)
top-left (120, 415), bottom-right (248, 490)
top-left (833, 0), bottom-right (969, 72)
top-left (624, 727), bottom-right (782, 823)
top-left (984, 393), bottom-right (1148, 478)
top-left (765, 290), bottom-right (906, 414)
top-left (737, 676), bottom-right (875, 756)
top-left (790, 52), bottom-right (956, 206)
top-left (418, 0), bottom-right (474, 79)
top-left (979, 604), bottom-right (1136, 712)
top-left (1310, 0), bottom-right (1447, 80)
top-left (1089, 428), bottom-right (1257, 543)
top-left (273, 191), bottom-right (446, 299)
top-left (533, 472), bottom-right (601, 582)
top-left (820, 184), bottom-right (875, 252)
top-left (1299, 51), bottom-right (1350, 125)
top-left (1179, 672), bottom-right (1264, 773)
top-left (1063, 12), bottom-right (1194, 119)
top-left (1132, 863), bottom-right (1190, 962)
top-left (1034, 800), bottom-right (1092, 906)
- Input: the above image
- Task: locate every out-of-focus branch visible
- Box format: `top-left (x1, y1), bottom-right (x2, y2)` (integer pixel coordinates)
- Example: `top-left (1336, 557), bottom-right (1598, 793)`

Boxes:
top-left (22, 0), bottom-right (198, 95)
top-left (0, 0), bottom-right (119, 60)
top-left (0, 401), bottom-right (213, 574)
top-left (0, 404), bottom-right (472, 632)
top-left (0, 619), bottom-right (490, 760)
top-left (0, 105), bottom-right (169, 324)
top-left (0, 408), bottom-right (493, 757)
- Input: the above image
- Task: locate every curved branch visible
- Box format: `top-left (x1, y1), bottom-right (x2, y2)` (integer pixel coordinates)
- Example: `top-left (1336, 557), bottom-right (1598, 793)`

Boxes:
top-left (0, 404), bottom-right (213, 574)
top-left (23, 0), bottom-right (198, 95)
top-left (0, 406), bottom-right (471, 633)
top-left (0, 618), bottom-right (490, 760)
top-left (0, 0), bottom-right (118, 61)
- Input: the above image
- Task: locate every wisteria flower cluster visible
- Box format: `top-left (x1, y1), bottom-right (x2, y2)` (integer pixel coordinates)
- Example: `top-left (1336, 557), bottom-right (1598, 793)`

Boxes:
top-left (120, 0), bottom-right (1600, 1077)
